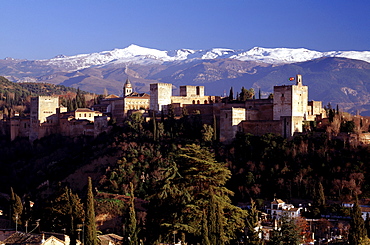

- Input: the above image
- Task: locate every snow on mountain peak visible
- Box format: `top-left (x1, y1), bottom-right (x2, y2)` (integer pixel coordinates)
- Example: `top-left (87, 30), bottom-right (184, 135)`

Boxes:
top-left (232, 47), bottom-right (324, 64)
top-left (42, 44), bottom-right (370, 72)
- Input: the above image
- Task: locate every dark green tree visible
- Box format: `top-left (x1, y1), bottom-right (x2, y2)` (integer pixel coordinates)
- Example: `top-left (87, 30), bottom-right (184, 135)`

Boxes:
top-left (201, 124), bottom-right (214, 143)
top-left (46, 186), bottom-right (85, 245)
top-left (239, 87), bottom-right (254, 102)
top-left (75, 88), bottom-right (86, 108)
top-left (125, 112), bottom-right (144, 135)
top-left (152, 111), bottom-right (157, 141)
top-left (245, 199), bottom-right (261, 244)
top-left (228, 87), bottom-right (234, 101)
top-left (147, 144), bottom-right (246, 244)
top-left (127, 182), bottom-right (138, 245)
top-left (313, 181), bottom-right (326, 208)
top-left (10, 187), bottom-right (23, 225)
top-left (349, 196), bottom-right (367, 245)
top-left (270, 214), bottom-right (303, 245)
top-left (213, 115), bottom-right (217, 141)
top-left (85, 177), bottom-right (98, 245)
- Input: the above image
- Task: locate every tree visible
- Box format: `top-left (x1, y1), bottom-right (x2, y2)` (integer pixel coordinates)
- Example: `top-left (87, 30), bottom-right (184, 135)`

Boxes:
top-left (152, 111), bottom-right (157, 141)
top-left (239, 87), bottom-right (254, 102)
top-left (313, 181), bottom-right (326, 208)
top-left (201, 210), bottom-right (211, 245)
top-left (349, 196), bottom-right (367, 245)
top-left (10, 187), bottom-right (23, 225)
top-left (85, 177), bottom-right (98, 245)
top-left (201, 124), bottom-right (214, 143)
top-left (127, 182), bottom-right (138, 245)
top-left (125, 112), bottom-right (144, 135)
top-left (213, 115), bottom-right (217, 141)
top-left (270, 214), bottom-right (303, 245)
top-left (207, 194), bottom-right (218, 245)
top-left (147, 144), bottom-right (246, 244)
top-left (245, 199), bottom-right (261, 244)
top-left (365, 213), bottom-right (370, 241)
top-left (75, 88), bottom-right (86, 108)
top-left (46, 186), bottom-right (85, 245)
top-left (228, 87), bottom-right (234, 101)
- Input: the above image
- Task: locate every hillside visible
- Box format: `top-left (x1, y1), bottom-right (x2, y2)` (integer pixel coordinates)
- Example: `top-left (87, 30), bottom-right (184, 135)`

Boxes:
top-left (0, 76), bottom-right (89, 97)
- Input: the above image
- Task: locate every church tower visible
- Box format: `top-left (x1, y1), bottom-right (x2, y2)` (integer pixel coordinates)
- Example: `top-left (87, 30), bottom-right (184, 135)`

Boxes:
top-left (124, 78), bottom-right (133, 97)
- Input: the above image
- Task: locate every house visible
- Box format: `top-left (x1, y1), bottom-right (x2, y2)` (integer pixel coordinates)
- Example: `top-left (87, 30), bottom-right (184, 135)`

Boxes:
top-left (0, 232), bottom-right (80, 245)
top-left (98, 234), bottom-right (124, 245)
top-left (266, 198), bottom-right (302, 219)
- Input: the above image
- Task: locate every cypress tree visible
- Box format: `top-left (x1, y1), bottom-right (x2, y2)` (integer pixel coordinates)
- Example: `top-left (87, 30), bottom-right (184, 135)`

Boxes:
top-left (245, 199), bottom-right (261, 244)
top-left (152, 111), bottom-right (157, 141)
top-left (10, 187), bottom-right (23, 225)
top-left (213, 115), bottom-right (217, 141)
top-left (85, 177), bottom-right (98, 245)
top-left (228, 87), bottom-right (234, 101)
top-left (128, 182), bottom-right (138, 245)
top-left (313, 181), bottom-right (326, 208)
top-left (349, 196), bottom-right (367, 245)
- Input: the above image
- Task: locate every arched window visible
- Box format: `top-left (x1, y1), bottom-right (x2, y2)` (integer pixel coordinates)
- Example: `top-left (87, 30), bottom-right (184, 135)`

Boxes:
top-left (197, 100), bottom-right (200, 104)
top-left (204, 100), bottom-right (208, 104)
top-left (192, 100), bottom-right (195, 104)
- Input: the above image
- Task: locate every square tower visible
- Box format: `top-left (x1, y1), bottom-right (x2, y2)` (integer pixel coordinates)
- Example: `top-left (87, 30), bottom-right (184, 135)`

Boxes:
top-left (273, 75), bottom-right (308, 120)
top-left (180, 85), bottom-right (205, 97)
top-left (30, 96), bottom-right (59, 125)
top-left (273, 75), bottom-right (308, 136)
top-left (150, 83), bottom-right (172, 112)
top-left (30, 96), bottom-right (59, 141)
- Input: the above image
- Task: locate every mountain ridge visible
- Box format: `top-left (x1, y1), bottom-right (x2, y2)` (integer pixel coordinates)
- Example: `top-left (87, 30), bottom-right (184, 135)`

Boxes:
top-left (3, 44), bottom-right (370, 72)
top-left (1, 45), bottom-right (370, 115)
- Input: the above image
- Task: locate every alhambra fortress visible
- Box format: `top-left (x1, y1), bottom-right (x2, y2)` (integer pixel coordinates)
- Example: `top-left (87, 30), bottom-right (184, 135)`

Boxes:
top-left (2, 74), bottom-right (360, 143)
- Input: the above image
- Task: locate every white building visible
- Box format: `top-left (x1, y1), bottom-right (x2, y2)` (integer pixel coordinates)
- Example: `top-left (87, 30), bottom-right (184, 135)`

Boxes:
top-left (266, 198), bottom-right (302, 219)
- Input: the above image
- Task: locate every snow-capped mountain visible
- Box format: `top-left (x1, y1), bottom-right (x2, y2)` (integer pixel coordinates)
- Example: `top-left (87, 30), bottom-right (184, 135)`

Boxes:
top-left (39, 44), bottom-right (370, 72)
top-left (2, 44), bottom-right (370, 116)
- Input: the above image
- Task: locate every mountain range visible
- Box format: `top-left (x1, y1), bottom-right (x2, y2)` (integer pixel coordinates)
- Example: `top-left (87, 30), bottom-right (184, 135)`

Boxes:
top-left (1, 44), bottom-right (370, 115)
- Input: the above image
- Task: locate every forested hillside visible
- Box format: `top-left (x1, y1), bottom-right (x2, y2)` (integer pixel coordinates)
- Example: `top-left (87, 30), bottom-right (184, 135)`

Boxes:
top-left (0, 76), bottom-right (96, 116)
top-left (1, 109), bottom-right (370, 244)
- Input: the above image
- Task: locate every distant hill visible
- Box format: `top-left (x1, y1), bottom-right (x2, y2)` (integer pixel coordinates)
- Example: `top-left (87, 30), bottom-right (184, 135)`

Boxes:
top-left (0, 76), bottom-right (88, 97)
top-left (1, 45), bottom-right (370, 115)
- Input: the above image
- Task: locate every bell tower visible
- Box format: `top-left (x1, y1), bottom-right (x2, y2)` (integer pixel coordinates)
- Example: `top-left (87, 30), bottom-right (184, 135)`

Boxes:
top-left (296, 74), bottom-right (303, 86)
top-left (124, 78), bottom-right (133, 97)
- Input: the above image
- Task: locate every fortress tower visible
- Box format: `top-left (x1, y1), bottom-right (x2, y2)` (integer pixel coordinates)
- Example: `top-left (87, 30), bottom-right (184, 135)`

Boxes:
top-left (150, 83), bottom-right (172, 112)
top-left (180, 85), bottom-right (205, 97)
top-left (273, 74), bottom-right (308, 137)
top-left (30, 96), bottom-right (60, 141)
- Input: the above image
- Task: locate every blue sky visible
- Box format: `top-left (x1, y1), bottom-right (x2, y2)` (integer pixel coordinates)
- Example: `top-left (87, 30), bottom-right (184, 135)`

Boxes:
top-left (1, 0), bottom-right (369, 60)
